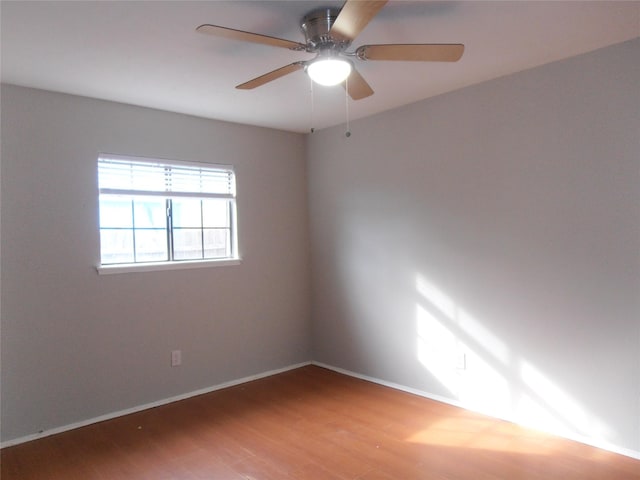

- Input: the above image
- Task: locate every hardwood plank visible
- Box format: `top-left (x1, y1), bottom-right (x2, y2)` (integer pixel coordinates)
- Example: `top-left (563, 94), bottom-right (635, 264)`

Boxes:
top-left (2, 365), bottom-right (638, 480)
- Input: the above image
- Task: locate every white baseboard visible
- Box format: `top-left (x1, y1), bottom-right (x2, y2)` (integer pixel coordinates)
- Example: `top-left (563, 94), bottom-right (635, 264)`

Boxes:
top-left (312, 361), bottom-right (640, 461)
top-left (4, 359), bottom-right (639, 461)
top-left (1, 361), bottom-right (311, 449)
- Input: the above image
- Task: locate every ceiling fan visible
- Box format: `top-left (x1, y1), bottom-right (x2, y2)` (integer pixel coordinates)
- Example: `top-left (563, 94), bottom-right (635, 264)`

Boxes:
top-left (196, 0), bottom-right (464, 100)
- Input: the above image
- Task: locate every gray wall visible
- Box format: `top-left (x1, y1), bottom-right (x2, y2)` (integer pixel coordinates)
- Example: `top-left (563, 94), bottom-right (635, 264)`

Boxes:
top-left (308, 39), bottom-right (640, 455)
top-left (1, 85), bottom-right (311, 441)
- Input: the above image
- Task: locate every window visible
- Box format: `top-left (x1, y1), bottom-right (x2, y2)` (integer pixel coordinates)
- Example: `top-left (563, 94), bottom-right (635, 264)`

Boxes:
top-left (97, 154), bottom-right (238, 271)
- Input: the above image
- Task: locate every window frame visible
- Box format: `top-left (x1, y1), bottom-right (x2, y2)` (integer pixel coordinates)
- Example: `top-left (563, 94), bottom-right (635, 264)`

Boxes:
top-left (96, 154), bottom-right (240, 275)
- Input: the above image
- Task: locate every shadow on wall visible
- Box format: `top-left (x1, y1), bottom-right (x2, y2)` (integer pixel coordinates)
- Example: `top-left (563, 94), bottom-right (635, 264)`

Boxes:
top-left (414, 273), bottom-right (612, 444)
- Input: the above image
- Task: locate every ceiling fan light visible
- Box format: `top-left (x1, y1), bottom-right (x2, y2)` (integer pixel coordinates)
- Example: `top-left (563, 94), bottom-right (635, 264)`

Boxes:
top-left (307, 58), bottom-right (352, 86)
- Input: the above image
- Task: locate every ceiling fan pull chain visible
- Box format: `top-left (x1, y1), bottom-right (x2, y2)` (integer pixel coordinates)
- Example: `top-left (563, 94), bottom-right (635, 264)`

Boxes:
top-left (310, 77), bottom-right (315, 134)
top-left (345, 76), bottom-right (351, 138)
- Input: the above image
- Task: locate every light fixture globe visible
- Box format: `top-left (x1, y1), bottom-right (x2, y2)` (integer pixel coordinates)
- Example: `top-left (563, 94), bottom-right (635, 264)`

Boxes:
top-left (307, 56), bottom-right (352, 86)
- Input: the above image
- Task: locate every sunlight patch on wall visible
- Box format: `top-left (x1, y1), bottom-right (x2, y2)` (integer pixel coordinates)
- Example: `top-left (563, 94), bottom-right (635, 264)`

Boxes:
top-left (415, 274), bottom-right (511, 416)
top-left (416, 304), bottom-right (460, 395)
top-left (416, 275), bottom-right (456, 320)
top-left (414, 273), bottom-right (612, 444)
top-left (459, 348), bottom-right (512, 417)
top-left (456, 307), bottom-right (509, 365)
top-left (416, 275), bottom-right (509, 363)
top-left (517, 361), bottom-right (611, 439)
top-left (415, 305), bottom-right (512, 417)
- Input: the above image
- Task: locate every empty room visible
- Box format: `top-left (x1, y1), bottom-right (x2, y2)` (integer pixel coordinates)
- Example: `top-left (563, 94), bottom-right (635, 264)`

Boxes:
top-left (1, 1), bottom-right (639, 479)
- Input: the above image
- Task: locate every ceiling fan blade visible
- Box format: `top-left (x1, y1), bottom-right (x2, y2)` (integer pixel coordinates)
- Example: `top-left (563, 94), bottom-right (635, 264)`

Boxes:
top-left (343, 67), bottom-right (374, 100)
top-left (330, 0), bottom-right (388, 42)
top-left (196, 24), bottom-right (306, 51)
top-left (236, 62), bottom-right (305, 90)
top-left (357, 44), bottom-right (464, 62)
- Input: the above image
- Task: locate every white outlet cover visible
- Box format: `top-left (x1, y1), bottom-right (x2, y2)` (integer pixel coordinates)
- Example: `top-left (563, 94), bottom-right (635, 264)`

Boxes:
top-left (171, 350), bottom-right (181, 366)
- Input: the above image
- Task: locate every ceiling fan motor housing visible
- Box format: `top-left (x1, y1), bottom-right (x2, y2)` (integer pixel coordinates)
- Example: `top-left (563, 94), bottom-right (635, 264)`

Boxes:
top-left (301, 8), bottom-right (350, 51)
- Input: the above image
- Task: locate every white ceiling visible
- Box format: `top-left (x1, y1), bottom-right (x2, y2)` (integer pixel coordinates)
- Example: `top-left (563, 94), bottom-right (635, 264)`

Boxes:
top-left (2, 1), bottom-right (638, 133)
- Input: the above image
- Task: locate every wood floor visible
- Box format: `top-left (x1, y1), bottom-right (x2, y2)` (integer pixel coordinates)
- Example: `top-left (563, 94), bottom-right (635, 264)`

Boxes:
top-left (2, 365), bottom-right (639, 479)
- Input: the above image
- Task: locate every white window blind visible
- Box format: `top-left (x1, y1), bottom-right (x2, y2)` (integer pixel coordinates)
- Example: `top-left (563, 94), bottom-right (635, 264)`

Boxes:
top-left (98, 155), bottom-right (235, 199)
top-left (97, 154), bottom-right (238, 270)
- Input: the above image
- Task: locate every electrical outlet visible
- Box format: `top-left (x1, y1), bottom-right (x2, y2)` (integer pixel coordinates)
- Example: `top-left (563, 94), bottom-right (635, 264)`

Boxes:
top-left (171, 350), bottom-right (182, 367)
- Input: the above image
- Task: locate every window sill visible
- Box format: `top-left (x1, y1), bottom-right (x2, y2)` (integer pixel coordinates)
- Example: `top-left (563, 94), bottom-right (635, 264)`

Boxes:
top-left (96, 258), bottom-right (241, 275)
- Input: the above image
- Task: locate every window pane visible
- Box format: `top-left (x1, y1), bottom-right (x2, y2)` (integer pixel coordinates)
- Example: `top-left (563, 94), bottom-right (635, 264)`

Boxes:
top-left (134, 229), bottom-right (168, 262)
top-left (202, 199), bottom-right (230, 228)
top-left (99, 196), bottom-right (133, 228)
top-left (203, 228), bottom-right (230, 258)
top-left (100, 229), bottom-right (134, 264)
top-left (173, 228), bottom-right (203, 260)
top-left (133, 198), bottom-right (166, 228)
top-left (98, 155), bottom-right (238, 267)
top-left (172, 199), bottom-right (202, 228)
